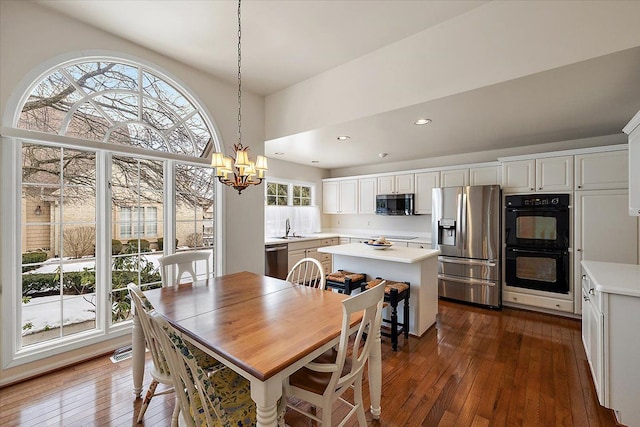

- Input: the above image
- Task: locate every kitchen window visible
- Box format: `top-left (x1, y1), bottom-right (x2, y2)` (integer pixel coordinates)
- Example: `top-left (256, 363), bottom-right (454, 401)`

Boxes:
top-left (266, 180), bottom-right (314, 206)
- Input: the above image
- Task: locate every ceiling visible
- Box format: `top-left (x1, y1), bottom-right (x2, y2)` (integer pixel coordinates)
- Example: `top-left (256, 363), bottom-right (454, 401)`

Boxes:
top-left (35, 0), bottom-right (640, 169)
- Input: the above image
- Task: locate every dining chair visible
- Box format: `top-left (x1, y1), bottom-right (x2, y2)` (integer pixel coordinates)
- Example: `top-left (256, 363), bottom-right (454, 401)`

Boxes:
top-left (286, 257), bottom-right (326, 289)
top-left (128, 283), bottom-right (222, 426)
top-left (158, 250), bottom-right (211, 286)
top-left (148, 310), bottom-right (286, 427)
top-left (284, 281), bottom-right (386, 426)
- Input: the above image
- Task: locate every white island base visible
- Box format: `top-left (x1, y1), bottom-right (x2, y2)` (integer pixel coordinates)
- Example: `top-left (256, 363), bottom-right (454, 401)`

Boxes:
top-left (318, 243), bottom-right (440, 336)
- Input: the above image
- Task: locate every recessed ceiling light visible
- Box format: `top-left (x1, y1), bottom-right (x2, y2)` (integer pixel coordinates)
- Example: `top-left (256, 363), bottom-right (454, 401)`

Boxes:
top-left (378, 153), bottom-right (388, 158)
top-left (336, 135), bottom-right (350, 141)
top-left (414, 118), bottom-right (432, 125)
top-left (311, 160), bottom-right (319, 163)
top-left (274, 152), bottom-right (284, 155)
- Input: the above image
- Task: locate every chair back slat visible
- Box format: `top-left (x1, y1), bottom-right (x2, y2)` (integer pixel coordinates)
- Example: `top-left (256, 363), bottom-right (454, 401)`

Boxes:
top-left (285, 257), bottom-right (326, 290)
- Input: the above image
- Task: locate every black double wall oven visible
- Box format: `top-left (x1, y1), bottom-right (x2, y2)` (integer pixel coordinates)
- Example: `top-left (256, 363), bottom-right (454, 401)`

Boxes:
top-left (504, 194), bottom-right (570, 294)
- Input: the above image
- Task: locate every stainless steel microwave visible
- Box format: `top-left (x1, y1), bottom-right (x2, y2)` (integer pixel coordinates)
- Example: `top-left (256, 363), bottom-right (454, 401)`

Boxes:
top-left (375, 193), bottom-right (415, 215)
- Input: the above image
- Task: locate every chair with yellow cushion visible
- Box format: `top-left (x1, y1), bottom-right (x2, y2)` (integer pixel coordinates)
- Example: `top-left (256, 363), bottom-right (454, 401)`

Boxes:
top-left (128, 283), bottom-right (223, 426)
top-left (149, 311), bottom-right (285, 427)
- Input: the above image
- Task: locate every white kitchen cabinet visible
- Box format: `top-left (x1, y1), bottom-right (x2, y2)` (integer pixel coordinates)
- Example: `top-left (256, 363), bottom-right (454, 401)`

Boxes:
top-left (440, 168), bottom-right (469, 187)
top-left (573, 190), bottom-right (639, 314)
top-left (536, 156), bottom-right (573, 191)
top-left (581, 261), bottom-right (640, 426)
top-left (469, 165), bottom-right (501, 186)
top-left (288, 238), bottom-right (338, 274)
top-left (414, 171), bottom-right (440, 214)
top-left (502, 156), bottom-right (573, 193)
top-left (581, 272), bottom-right (604, 402)
top-left (358, 177), bottom-right (377, 214)
top-left (377, 173), bottom-right (414, 194)
top-left (623, 110), bottom-right (640, 216)
top-left (575, 150), bottom-right (628, 190)
top-left (322, 179), bottom-right (357, 214)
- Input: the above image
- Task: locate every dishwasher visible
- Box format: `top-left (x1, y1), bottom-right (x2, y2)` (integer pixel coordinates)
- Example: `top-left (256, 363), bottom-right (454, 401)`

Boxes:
top-left (265, 243), bottom-right (288, 279)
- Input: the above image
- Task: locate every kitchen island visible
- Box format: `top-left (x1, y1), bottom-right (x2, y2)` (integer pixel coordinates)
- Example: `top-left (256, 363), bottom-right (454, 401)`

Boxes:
top-left (318, 242), bottom-right (440, 336)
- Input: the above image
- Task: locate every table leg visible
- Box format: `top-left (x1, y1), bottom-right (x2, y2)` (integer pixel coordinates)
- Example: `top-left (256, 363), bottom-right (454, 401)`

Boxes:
top-left (369, 326), bottom-right (382, 419)
top-left (250, 377), bottom-right (283, 427)
top-left (132, 312), bottom-right (145, 398)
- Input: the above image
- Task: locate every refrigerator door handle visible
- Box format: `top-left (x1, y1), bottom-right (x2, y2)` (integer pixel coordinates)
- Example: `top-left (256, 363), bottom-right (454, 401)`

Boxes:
top-left (438, 274), bottom-right (497, 287)
top-left (456, 192), bottom-right (463, 249)
top-left (439, 256), bottom-right (498, 267)
top-left (461, 192), bottom-right (468, 251)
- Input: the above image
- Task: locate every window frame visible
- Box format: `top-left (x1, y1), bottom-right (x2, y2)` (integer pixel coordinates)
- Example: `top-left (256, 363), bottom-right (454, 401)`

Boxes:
top-left (265, 178), bottom-right (315, 207)
top-left (1, 53), bottom-right (225, 368)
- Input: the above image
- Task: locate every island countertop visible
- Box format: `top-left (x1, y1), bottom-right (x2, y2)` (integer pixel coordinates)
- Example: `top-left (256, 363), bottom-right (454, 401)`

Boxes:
top-left (581, 260), bottom-right (640, 298)
top-left (318, 242), bottom-right (440, 264)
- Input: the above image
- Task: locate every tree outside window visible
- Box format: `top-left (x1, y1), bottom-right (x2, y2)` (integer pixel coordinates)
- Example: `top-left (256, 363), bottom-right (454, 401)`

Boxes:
top-left (266, 182), bottom-right (288, 206)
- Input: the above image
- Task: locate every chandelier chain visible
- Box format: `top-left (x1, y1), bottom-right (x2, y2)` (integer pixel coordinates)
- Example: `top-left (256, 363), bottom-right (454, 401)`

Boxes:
top-left (237, 0), bottom-right (242, 146)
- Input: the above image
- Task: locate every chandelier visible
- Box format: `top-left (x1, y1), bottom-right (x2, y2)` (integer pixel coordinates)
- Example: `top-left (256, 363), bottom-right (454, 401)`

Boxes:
top-left (211, 0), bottom-right (267, 194)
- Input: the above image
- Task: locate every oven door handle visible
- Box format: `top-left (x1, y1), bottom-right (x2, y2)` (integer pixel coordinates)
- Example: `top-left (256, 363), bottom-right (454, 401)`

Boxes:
top-left (439, 256), bottom-right (498, 267)
top-left (438, 274), bottom-right (497, 287)
top-left (506, 247), bottom-right (568, 256)
top-left (506, 207), bottom-right (568, 213)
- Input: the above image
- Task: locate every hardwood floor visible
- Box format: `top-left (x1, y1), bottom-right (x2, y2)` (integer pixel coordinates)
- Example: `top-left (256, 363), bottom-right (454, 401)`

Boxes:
top-left (0, 300), bottom-right (619, 427)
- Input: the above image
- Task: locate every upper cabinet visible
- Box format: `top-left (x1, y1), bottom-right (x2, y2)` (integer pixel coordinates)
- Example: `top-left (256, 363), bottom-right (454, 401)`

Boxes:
top-left (358, 177), bottom-right (377, 214)
top-left (469, 165), bottom-right (502, 186)
top-left (322, 179), bottom-right (357, 214)
top-left (624, 110), bottom-right (640, 216)
top-left (414, 171), bottom-right (440, 214)
top-left (502, 156), bottom-right (573, 193)
top-left (440, 168), bottom-right (469, 187)
top-left (575, 150), bottom-right (628, 191)
top-left (377, 173), bottom-right (414, 194)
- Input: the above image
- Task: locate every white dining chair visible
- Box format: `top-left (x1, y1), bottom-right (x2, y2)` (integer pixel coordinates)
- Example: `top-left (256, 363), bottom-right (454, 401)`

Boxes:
top-left (128, 283), bottom-right (223, 426)
top-left (148, 310), bottom-right (287, 427)
top-left (284, 282), bottom-right (385, 426)
top-left (158, 251), bottom-right (211, 286)
top-left (285, 257), bottom-right (326, 289)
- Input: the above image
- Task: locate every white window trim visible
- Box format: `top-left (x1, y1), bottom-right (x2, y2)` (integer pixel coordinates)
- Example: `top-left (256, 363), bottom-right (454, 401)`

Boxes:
top-left (265, 178), bottom-right (316, 207)
top-left (1, 52), bottom-right (227, 369)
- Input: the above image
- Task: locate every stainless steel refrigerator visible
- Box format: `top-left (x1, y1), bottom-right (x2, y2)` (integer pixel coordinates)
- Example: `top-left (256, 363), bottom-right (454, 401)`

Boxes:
top-left (431, 185), bottom-right (501, 308)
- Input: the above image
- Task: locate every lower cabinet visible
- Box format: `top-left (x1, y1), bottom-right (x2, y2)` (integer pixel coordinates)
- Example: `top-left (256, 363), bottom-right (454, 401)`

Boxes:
top-left (581, 263), bottom-right (640, 426)
top-left (288, 238), bottom-right (338, 275)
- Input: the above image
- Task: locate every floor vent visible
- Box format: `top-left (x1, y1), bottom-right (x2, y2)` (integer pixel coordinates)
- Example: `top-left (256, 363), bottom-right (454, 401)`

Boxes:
top-left (110, 345), bottom-right (133, 363)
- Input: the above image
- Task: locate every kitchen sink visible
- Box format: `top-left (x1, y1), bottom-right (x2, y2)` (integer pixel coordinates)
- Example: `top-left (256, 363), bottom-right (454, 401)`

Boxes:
top-left (272, 235), bottom-right (308, 240)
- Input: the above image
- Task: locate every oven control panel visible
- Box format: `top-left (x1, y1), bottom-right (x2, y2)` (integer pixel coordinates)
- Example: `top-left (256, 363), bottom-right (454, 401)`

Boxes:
top-left (505, 194), bottom-right (569, 208)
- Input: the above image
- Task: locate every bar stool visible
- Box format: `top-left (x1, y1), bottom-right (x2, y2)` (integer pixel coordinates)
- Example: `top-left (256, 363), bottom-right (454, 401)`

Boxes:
top-left (325, 270), bottom-right (366, 295)
top-left (362, 277), bottom-right (410, 351)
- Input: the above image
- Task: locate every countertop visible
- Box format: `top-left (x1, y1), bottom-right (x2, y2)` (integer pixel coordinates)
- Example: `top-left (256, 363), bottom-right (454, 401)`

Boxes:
top-left (265, 231), bottom-right (431, 246)
top-left (581, 261), bottom-right (640, 298)
top-left (265, 233), bottom-right (340, 246)
top-left (318, 242), bottom-right (440, 264)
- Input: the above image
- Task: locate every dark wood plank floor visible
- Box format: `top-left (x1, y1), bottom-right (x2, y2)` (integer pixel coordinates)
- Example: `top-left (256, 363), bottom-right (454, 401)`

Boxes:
top-left (0, 300), bottom-right (619, 426)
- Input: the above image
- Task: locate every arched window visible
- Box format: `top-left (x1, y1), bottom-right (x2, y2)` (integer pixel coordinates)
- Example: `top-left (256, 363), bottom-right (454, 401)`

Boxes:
top-left (2, 57), bottom-right (220, 364)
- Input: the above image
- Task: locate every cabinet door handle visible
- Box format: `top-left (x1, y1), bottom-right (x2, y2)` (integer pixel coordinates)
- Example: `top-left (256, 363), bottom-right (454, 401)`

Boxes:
top-left (538, 187), bottom-right (542, 190)
top-left (589, 288), bottom-right (595, 295)
top-left (577, 248), bottom-right (582, 252)
top-left (530, 188), bottom-right (534, 191)
top-left (583, 295), bottom-right (590, 302)
top-left (578, 185), bottom-right (582, 189)
top-left (582, 274), bottom-right (586, 280)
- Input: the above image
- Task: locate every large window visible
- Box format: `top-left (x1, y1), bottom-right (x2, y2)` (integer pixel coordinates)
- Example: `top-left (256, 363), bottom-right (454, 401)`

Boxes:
top-left (3, 57), bottom-right (220, 363)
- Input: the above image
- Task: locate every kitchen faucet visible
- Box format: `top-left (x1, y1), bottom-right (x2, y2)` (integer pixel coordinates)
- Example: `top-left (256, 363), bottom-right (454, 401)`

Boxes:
top-left (285, 218), bottom-right (291, 237)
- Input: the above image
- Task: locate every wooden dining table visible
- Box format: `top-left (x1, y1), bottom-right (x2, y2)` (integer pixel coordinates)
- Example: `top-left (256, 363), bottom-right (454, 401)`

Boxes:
top-left (131, 271), bottom-right (382, 427)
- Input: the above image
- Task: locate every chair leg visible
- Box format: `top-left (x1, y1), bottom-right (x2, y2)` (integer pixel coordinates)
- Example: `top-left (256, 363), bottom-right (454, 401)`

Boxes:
top-left (137, 379), bottom-right (159, 423)
top-left (390, 302), bottom-right (399, 351)
top-left (403, 293), bottom-right (410, 339)
top-left (170, 396), bottom-right (180, 427)
top-left (354, 375), bottom-right (367, 427)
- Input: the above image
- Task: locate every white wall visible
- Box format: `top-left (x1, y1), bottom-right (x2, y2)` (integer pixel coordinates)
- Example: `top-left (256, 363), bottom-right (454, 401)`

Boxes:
top-left (0, 1), bottom-right (265, 385)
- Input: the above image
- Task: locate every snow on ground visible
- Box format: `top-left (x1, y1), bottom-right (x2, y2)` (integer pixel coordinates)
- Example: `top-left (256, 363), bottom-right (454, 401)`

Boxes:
top-left (21, 251), bottom-right (209, 335)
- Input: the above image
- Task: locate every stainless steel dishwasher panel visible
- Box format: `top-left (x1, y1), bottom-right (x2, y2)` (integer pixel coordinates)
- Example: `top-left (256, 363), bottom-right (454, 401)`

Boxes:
top-left (265, 244), bottom-right (288, 280)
